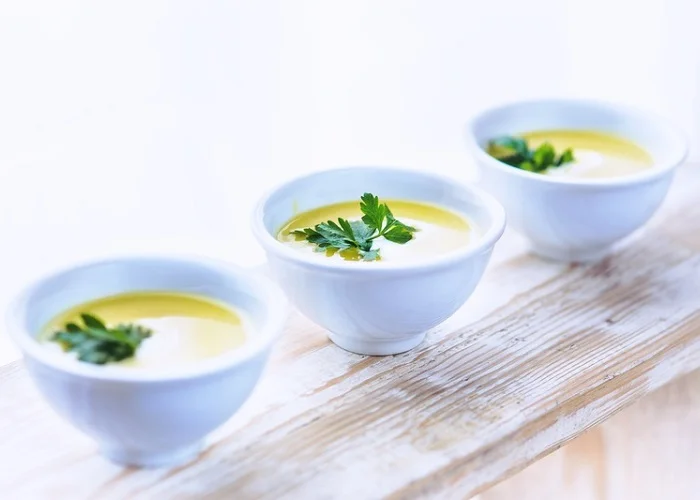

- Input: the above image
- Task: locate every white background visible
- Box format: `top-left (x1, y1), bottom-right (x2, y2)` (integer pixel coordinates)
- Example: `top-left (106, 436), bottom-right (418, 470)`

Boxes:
top-left (1, 0), bottom-right (699, 362)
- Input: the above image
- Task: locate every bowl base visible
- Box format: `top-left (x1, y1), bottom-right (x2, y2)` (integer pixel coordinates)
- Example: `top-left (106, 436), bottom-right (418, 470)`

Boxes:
top-left (530, 243), bottom-right (611, 263)
top-left (328, 332), bottom-right (426, 356)
top-left (101, 440), bottom-right (204, 468)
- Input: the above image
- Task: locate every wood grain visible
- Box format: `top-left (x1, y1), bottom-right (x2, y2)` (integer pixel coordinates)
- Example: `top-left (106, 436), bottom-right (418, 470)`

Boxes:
top-left (479, 368), bottom-right (700, 500)
top-left (1, 167), bottom-right (700, 499)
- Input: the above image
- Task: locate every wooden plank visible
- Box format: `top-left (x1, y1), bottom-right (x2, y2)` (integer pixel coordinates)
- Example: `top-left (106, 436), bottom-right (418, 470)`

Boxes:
top-left (1, 166), bottom-right (700, 499)
top-left (478, 368), bottom-right (700, 500)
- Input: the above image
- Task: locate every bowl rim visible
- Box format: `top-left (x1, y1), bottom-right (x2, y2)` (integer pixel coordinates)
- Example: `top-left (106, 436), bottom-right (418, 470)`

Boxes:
top-left (5, 255), bottom-right (288, 383)
top-left (464, 97), bottom-right (689, 188)
top-left (250, 165), bottom-right (507, 273)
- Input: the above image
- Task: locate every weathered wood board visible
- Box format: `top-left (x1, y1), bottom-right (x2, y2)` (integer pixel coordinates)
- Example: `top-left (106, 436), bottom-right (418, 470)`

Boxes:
top-left (478, 368), bottom-right (700, 500)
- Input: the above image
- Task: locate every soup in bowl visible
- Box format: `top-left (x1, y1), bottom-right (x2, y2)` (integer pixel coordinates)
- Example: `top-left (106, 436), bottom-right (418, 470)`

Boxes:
top-left (465, 99), bottom-right (688, 262)
top-left (7, 256), bottom-right (287, 467)
top-left (252, 166), bottom-right (506, 356)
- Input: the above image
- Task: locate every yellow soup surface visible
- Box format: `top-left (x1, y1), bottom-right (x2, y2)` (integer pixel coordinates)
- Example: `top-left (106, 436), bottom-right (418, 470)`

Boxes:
top-left (521, 129), bottom-right (653, 179)
top-left (277, 199), bottom-right (475, 262)
top-left (40, 292), bottom-right (247, 369)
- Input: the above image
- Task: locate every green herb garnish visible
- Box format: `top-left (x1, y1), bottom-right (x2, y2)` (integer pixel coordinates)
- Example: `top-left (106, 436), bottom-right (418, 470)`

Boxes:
top-left (291, 193), bottom-right (417, 261)
top-left (50, 313), bottom-right (152, 365)
top-left (487, 136), bottom-right (575, 173)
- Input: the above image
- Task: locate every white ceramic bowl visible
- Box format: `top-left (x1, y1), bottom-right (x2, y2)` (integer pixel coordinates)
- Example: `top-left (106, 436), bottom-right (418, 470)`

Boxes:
top-left (6, 256), bottom-right (287, 468)
top-left (465, 99), bottom-right (688, 262)
top-left (252, 166), bottom-right (505, 356)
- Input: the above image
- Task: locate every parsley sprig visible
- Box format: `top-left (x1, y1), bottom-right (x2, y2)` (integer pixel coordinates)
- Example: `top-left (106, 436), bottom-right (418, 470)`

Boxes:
top-left (487, 136), bottom-right (575, 173)
top-left (51, 313), bottom-right (152, 365)
top-left (291, 193), bottom-right (417, 261)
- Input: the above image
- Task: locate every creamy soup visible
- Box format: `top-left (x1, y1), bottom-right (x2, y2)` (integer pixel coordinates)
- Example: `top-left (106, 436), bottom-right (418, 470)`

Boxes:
top-left (521, 129), bottom-right (653, 179)
top-left (40, 292), bottom-right (247, 368)
top-left (277, 199), bottom-right (475, 263)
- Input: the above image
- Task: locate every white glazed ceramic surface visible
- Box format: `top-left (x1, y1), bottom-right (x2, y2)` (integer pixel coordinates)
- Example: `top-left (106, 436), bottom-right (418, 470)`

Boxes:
top-left (252, 167), bottom-right (506, 356)
top-left (466, 99), bottom-right (688, 262)
top-left (6, 257), bottom-right (287, 468)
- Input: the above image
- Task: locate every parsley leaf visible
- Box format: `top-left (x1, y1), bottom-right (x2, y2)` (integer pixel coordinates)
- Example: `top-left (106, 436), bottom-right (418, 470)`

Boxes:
top-left (556, 148), bottom-right (575, 166)
top-left (384, 223), bottom-right (414, 244)
top-left (486, 136), bottom-right (529, 166)
top-left (360, 193), bottom-right (416, 243)
top-left (291, 193), bottom-right (417, 261)
top-left (51, 313), bottom-right (152, 365)
top-left (487, 135), bottom-right (575, 173)
top-left (348, 220), bottom-right (374, 251)
top-left (361, 249), bottom-right (380, 261)
top-left (532, 143), bottom-right (556, 170)
top-left (359, 193), bottom-right (387, 232)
